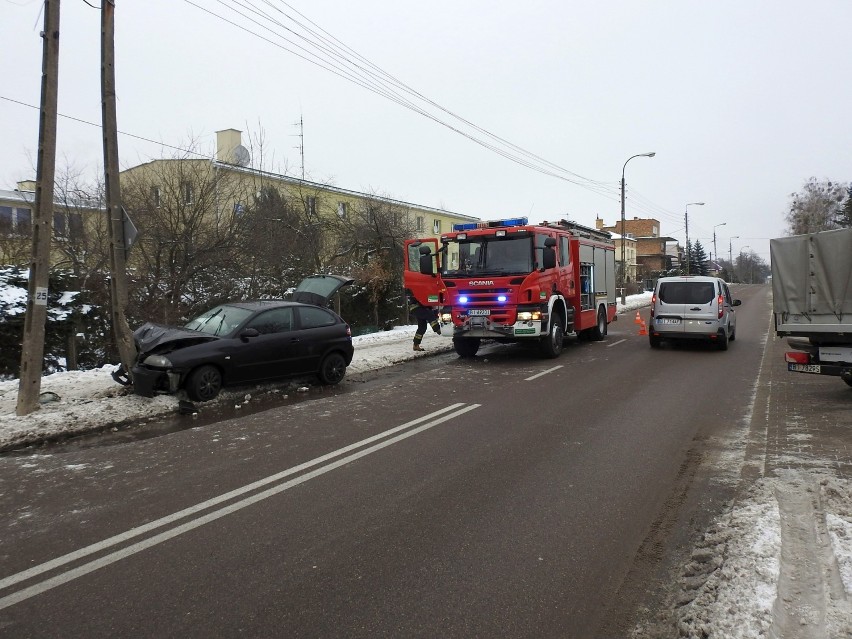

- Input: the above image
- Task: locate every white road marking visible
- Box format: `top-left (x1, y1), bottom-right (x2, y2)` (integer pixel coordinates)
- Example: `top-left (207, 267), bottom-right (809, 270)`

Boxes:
top-left (0, 403), bottom-right (479, 609)
top-left (607, 339), bottom-right (627, 348)
top-left (525, 366), bottom-right (563, 381)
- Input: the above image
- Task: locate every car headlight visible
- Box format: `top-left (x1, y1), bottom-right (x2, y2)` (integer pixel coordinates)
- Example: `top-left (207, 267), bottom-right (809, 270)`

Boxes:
top-left (143, 354), bottom-right (173, 368)
top-left (440, 312), bottom-right (452, 323)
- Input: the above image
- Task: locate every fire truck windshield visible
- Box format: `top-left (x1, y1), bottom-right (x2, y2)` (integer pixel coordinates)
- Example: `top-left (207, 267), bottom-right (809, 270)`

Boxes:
top-left (441, 236), bottom-right (534, 276)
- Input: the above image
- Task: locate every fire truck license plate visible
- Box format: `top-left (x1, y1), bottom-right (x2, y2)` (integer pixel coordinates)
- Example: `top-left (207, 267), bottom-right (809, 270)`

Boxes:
top-left (468, 309), bottom-right (490, 316)
top-left (789, 363), bottom-right (821, 373)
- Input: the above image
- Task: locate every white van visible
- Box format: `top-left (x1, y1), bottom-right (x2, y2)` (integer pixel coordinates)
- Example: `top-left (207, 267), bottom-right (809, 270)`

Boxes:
top-left (648, 276), bottom-right (741, 350)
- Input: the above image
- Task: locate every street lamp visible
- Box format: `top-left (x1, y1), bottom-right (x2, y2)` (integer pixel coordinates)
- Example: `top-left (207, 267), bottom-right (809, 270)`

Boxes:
top-left (684, 202), bottom-right (705, 275)
top-left (712, 222), bottom-right (726, 271)
top-left (620, 152), bottom-right (656, 303)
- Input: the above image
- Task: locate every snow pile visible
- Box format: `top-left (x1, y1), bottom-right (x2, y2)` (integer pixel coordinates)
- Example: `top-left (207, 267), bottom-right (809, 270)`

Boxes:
top-left (671, 479), bottom-right (781, 638)
top-left (664, 473), bottom-right (852, 639)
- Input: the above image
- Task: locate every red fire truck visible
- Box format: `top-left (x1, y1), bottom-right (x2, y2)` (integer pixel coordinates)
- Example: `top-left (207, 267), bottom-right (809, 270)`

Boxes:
top-left (404, 217), bottom-right (618, 358)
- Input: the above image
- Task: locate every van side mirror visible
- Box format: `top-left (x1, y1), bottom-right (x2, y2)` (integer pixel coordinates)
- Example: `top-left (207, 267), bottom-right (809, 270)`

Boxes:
top-left (733, 299), bottom-right (742, 307)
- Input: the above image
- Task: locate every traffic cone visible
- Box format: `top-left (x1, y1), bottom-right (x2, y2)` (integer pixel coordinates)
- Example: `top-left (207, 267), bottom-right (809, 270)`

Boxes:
top-left (634, 311), bottom-right (642, 325)
top-left (638, 320), bottom-right (648, 336)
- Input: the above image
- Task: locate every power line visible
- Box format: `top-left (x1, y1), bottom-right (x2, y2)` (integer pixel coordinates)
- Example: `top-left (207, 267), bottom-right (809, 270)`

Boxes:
top-left (184, 0), bottom-right (632, 201)
top-left (0, 94), bottom-right (211, 159)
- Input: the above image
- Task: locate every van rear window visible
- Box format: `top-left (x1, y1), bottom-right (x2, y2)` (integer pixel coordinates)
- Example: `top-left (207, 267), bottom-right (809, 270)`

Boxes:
top-left (658, 282), bottom-right (715, 304)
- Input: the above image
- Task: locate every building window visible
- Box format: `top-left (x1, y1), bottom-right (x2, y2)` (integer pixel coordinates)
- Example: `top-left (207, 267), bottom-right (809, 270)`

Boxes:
top-left (151, 186), bottom-right (161, 207)
top-left (652, 225), bottom-right (658, 236)
top-left (433, 219), bottom-right (441, 234)
top-left (337, 201), bottom-right (347, 217)
top-left (0, 206), bottom-right (33, 236)
top-left (0, 206), bottom-right (12, 235)
top-left (306, 196), bottom-right (317, 217)
top-left (16, 208), bottom-right (31, 235)
top-left (182, 183), bottom-right (193, 205)
top-left (233, 202), bottom-right (244, 215)
top-left (69, 213), bottom-right (84, 240)
top-left (416, 216), bottom-right (424, 231)
top-left (53, 211), bottom-right (67, 237)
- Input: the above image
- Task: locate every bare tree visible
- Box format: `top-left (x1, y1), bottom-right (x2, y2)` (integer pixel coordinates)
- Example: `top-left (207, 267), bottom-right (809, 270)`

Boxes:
top-left (785, 177), bottom-right (848, 235)
top-left (327, 193), bottom-right (416, 325)
top-left (121, 151), bottom-right (255, 324)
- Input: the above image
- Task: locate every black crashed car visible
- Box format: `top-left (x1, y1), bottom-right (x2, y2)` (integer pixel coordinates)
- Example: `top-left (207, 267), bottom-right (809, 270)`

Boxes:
top-left (129, 275), bottom-right (355, 402)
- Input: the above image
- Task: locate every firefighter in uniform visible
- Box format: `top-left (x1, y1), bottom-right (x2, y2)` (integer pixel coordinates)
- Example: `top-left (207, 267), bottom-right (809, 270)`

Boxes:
top-left (409, 294), bottom-right (441, 351)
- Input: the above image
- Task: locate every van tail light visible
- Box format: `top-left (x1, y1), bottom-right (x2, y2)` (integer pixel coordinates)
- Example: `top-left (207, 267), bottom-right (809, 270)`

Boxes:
top-left (785, 351), bottom-right (810, 364)
top-left (718, 295), bottom-right (725, 319)
top-left (650, 294), bottom-right (656, 318)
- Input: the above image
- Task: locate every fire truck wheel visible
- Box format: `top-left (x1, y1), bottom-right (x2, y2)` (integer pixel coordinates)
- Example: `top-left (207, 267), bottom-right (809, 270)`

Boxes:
top-left (540, 315), bottom-right (564, 358)
top-left (590, 309), bottom-right (607, 341)
top-left (453, 337), bottom-right (480, 358)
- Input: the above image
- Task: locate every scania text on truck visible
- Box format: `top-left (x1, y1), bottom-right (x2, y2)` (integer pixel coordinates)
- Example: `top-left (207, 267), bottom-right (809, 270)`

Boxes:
top-left (404, 217), bottom-right (617, 358)
top-left (771, 227), bottom-right (852, 387)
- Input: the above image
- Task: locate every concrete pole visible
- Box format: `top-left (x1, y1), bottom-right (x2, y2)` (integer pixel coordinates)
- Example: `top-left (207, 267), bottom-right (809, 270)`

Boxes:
top-left (101, 0), bottom-right (136, 378)
top-left (16, 0), bottom-right (61, 416)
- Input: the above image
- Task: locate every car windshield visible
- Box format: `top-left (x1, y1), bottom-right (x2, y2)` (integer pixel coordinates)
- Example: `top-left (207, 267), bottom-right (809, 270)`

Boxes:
top-left (441, 236), bottom-right (533, 276)
top-left (184, 305), bottom-right (254, 336)
top-left (658, 281), bottom-right (716, 305)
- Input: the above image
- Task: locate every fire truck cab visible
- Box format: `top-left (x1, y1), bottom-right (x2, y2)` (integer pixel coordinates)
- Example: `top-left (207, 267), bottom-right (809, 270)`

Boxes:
top-left (404, 217), bottom-right (617, 358)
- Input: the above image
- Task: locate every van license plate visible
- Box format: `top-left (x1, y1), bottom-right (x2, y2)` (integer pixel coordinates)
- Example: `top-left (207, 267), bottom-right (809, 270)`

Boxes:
top-left (468, 309), bottom-right (490, 316)
top-left (789, 363), bottom-right (821, 374)
top-left (658, 318), bottom-right (681, 324)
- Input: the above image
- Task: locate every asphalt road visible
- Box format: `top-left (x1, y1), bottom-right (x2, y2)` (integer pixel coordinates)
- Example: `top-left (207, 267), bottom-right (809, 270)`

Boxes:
top-left (0, 285), bottom-right (771, 638)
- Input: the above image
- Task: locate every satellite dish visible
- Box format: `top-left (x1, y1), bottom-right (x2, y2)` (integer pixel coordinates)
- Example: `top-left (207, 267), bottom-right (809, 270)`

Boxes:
top-left (233, 144), bottom-right (250, 166)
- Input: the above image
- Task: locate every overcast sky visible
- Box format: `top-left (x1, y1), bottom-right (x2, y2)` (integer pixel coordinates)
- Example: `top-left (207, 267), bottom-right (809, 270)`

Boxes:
top-left (3, 0), bottom-right (851, 262)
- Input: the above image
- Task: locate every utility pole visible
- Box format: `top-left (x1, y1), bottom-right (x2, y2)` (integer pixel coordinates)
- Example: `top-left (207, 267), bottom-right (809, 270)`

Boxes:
top-left (101, 0), bottom-right (136, 379)
top-left (16, 0), bottom-right (61, 416)
top-left (729, 236), bottom-right (739, 282)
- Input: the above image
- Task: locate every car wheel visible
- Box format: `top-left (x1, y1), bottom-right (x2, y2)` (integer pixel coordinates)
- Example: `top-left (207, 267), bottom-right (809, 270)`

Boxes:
top-left (649, 334), bottom-right (661, 349)
top-left (590, 309), bottom-right (607, 341)
top-left (540, 314), bottom-right (564, 358)
top-left (319, 352), bottom-right (347, 385)
top-left (185, 365), bottom-right (223, 402)
top-left (716, 330), bottom-right (729, 351)
top-left (453, 337), bottom-right (480, 358)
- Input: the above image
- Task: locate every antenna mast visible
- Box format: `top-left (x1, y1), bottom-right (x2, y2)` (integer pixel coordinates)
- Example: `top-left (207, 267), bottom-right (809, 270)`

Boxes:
top-left (293, 115), bottom-right (304, 180)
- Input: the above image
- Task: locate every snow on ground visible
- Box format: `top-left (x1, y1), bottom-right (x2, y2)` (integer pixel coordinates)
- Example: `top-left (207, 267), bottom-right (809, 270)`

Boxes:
top-left (2, 290), bottom-right (850, 636)
top-left (0, 292), bottom-right (652, 451)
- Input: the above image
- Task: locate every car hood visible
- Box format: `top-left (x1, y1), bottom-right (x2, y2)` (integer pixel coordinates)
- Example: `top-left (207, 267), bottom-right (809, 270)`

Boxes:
top-left (133, 322), bottom-right (219, 354)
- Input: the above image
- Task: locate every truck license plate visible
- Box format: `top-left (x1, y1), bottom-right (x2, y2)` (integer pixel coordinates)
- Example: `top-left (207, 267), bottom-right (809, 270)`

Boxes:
top-left (468, 309), bottom-right (490, 316)
top-left (789, 363), bottom-right (821, 374)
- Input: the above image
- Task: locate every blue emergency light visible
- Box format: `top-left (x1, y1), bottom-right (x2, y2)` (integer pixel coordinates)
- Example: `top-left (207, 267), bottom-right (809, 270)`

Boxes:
top-left (452, 217), bottom-right (528, 232)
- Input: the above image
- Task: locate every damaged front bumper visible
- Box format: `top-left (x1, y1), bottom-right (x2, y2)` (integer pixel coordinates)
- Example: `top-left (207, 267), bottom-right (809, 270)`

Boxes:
top-left (126, 364), bottom-right (182, 398)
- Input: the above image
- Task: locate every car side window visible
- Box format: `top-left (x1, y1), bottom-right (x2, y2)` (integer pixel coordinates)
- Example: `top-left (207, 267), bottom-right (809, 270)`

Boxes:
top-left (246, 308), bottom-right (294, 335)
top-left (723, 283), bottom-right (734, 306)
top-left (298, 306), bottom-right (337, 329)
